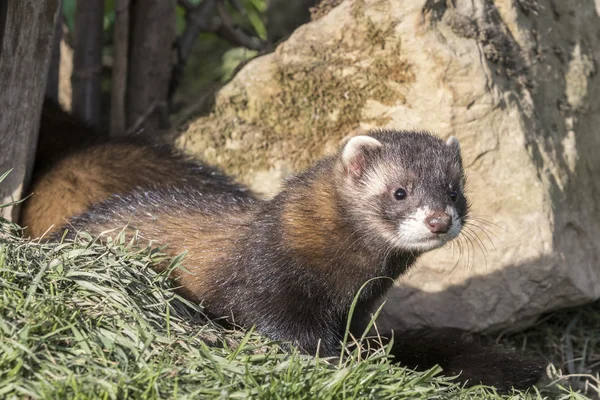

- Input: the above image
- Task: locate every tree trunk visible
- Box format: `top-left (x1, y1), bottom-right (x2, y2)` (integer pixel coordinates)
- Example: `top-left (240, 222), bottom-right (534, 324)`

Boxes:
top-left (126, 0), bottom-right (176, 134)
top-left (71, 0), bottom-right (104, 129)
top-left (0, 0), bottom-right (61, 222)
top-left (46, 0), bottom-right (63, 102)
top-left (110, 0), bottom-right (129, 137)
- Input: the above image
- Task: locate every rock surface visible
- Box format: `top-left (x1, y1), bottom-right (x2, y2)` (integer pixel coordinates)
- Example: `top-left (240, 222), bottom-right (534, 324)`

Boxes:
top-left (176, 0), bottom-right (600, 332)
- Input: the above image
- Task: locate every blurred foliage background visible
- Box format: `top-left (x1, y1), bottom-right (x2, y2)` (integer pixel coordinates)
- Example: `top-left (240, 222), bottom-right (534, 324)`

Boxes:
top-left (62, 0), bottom-right (267, 118)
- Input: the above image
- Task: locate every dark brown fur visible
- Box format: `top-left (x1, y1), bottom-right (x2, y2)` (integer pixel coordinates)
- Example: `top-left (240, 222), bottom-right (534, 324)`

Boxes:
top-left (20, 100), bottom-right (250, 238)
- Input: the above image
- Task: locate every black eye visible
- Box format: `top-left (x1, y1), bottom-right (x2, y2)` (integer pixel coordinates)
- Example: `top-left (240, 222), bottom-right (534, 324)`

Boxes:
top-left (450, 190), bottom-right (458, 201)
top-left (394, 188), bottom-right (407, 200)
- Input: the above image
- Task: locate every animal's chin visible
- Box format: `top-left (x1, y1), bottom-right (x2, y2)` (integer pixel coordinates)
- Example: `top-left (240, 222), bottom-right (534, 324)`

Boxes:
top-left (413, 237), bottom-right (449, 252)
top-left (395, 232), bottom-right (460, 252)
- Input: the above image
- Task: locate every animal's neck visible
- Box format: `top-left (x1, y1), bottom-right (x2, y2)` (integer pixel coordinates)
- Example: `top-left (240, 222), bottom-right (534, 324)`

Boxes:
top-left (276, 168), bottom-right (417, 304)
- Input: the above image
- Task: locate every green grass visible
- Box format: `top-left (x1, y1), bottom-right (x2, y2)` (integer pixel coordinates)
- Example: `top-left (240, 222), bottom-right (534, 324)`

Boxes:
top-left (501, 302), bottom-right (600, 398)
top-left (0, 216), bottom-right (598, 399)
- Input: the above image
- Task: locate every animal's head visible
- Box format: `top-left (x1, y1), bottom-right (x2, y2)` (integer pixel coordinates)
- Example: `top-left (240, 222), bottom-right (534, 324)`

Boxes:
top-left (337, 130), bottom-right (468, 253)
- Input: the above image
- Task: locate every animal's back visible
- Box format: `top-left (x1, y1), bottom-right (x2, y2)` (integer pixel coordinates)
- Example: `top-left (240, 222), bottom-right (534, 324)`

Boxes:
top-left (20, 100), bottom-right (250, 237)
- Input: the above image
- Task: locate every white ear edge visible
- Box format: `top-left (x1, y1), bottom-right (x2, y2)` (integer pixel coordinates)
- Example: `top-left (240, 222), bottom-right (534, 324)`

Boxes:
top-left (342, 135), bottom-right (383, 166)
top-left (446, 136), bottom-right (461, 151)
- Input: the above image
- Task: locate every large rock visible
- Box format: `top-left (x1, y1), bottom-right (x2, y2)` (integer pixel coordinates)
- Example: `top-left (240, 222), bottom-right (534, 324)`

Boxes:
top-left (176, 0), bottom-right (600, 332)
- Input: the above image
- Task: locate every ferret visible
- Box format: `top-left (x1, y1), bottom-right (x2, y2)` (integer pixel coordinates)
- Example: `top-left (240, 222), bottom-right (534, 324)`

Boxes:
top-left (55, 129), bottom-right (543, 390)
top-left (20, 100), bottom-right (250, 238)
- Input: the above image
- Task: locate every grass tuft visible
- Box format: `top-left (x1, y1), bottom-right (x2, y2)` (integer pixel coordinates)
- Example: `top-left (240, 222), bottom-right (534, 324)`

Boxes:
top-left (0, 215), bottom-right (598, 399)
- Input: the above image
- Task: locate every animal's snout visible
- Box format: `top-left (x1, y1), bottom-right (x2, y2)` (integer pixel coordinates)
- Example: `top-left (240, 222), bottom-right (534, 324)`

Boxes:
top-left (425, 211), bottom-right (452, 234)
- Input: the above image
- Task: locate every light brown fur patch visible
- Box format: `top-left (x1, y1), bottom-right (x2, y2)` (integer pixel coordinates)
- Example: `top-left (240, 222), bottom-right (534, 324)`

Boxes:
top-left (281, 165), bottom-right (377, 294)
top-left (21, 143), bottom-right (210, 238)
top-left (72, 202), bottom-right (256, 305)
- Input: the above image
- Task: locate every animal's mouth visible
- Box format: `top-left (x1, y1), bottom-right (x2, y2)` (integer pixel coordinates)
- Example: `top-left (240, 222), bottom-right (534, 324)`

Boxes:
top-left (431, 228), bottom-right (459, 239)
top-left (422, 235), bottom-right (451, 247)
top-left (412, 230), bottom-right (461, 251)
top-left (429, 228), bottom-right (461, 243)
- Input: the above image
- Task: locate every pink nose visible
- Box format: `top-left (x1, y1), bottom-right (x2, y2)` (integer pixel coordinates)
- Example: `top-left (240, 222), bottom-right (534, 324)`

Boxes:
top-left (425, 212), bottom-right (452, 234)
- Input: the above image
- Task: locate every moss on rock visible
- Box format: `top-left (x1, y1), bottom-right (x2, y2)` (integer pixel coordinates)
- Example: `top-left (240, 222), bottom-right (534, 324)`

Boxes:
top-left (176, 0), bottom-right (413, 194)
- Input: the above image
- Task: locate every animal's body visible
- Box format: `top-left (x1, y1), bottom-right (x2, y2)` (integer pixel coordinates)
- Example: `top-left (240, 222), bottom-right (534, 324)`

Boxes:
top-left (27, 105), bottom-right (543, 390)
top-left (64, 130), bottom-right (467, 356)
top-left (20, 100), bottom-right (250, 238)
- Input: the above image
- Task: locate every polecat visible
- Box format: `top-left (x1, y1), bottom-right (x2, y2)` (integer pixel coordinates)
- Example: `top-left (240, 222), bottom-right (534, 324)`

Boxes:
top-left (56, 129), bottom-right (543, 390)
top-left (20, 100), bottom-right (250, 238)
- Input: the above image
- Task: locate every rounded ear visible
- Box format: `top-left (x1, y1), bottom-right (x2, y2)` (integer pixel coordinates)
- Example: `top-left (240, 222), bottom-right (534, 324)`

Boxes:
top-left (446, 136), bottom-right (461, 156)
top-left (342, 136), bottom-right (383, 178)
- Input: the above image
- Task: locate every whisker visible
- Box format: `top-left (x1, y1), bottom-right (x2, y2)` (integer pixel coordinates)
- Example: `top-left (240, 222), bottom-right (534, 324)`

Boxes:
top-left (461, 229), bottom-right (487, 270)
top-left (466, 222), bottom-right (498, 250)
top-left (461, 231), bottom-right (478, 270)
top-left (459, 233), bottom-right (473, 271)
top-left (447, 238), bottom-right (464, 274)
top-left (466, 220), bottom-right (500, 238)
top-left (466, 235), bottom-right (475, 271)
top-left (468, 216), bottom-right (506, 232)
top-left (450, 236), bottom-right (457, 259)
top-left (464, 225), bottom-right (489, 254)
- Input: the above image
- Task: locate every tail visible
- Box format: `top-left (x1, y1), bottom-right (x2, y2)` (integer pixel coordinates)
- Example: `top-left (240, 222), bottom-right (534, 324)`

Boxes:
top-left (386, 328), bottom-right (544, 392)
